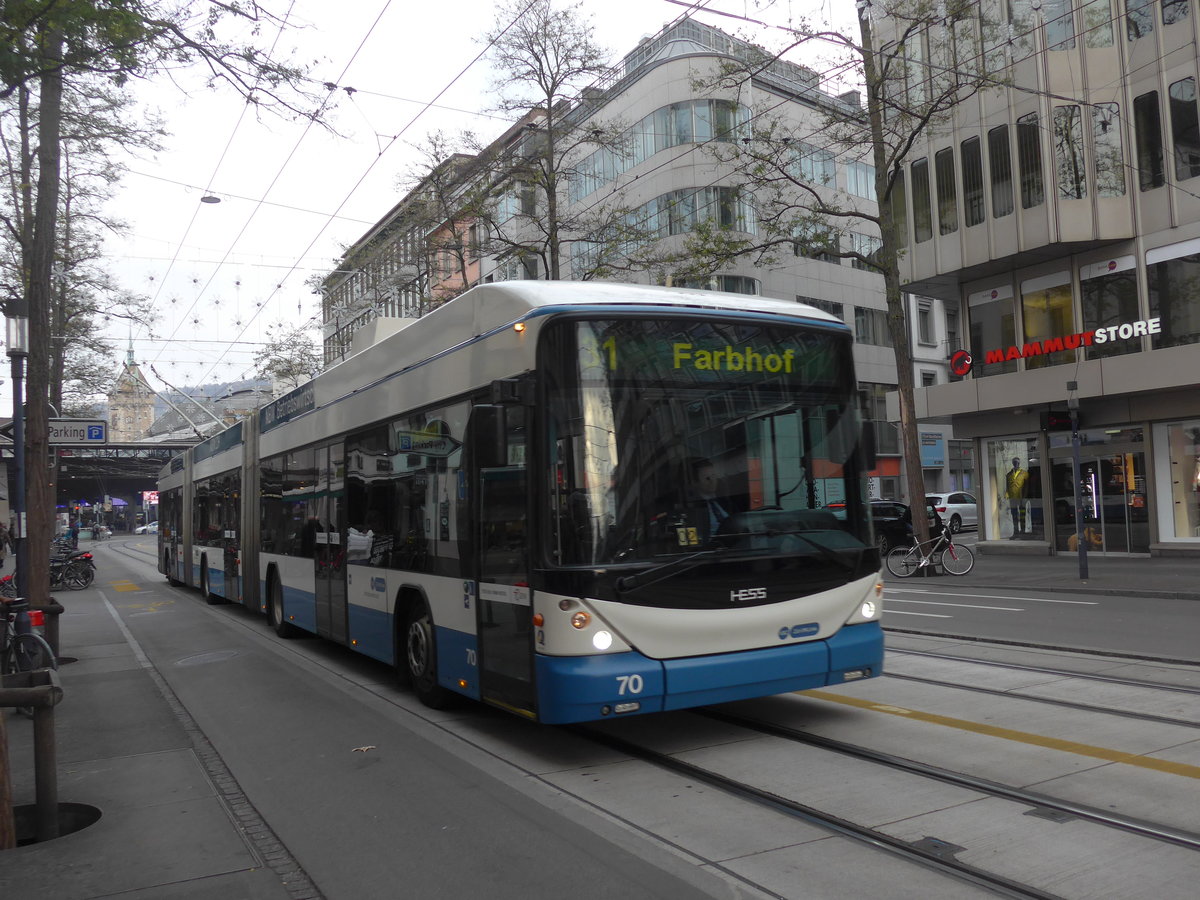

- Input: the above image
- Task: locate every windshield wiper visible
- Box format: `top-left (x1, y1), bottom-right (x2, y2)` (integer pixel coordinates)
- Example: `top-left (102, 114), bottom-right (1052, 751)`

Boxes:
top-left (773, 530), bottom-right (865, 574)
top-left (615, 548), bottom-right (727, 594)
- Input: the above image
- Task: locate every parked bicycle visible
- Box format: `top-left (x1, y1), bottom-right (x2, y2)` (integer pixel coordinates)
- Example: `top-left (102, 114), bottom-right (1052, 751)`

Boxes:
top-left (2, 595), bottom-right (58, 717)
top-left (885, 528), bottom-right (975, 577)
top-left (0, 549), bottom-right (95, 597)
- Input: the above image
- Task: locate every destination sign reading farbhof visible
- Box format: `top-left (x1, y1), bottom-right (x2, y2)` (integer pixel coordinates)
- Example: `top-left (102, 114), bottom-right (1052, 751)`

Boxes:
top-left (49, 418), bottom-right (107, 445)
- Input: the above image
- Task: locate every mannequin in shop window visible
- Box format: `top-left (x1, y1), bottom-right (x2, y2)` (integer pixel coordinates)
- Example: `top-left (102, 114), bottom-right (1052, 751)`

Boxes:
top-left (1005, 457), bottom-right (1029, 538)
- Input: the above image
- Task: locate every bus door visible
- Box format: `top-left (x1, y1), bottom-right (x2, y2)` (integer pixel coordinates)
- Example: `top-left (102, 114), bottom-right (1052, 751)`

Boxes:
top-left (315, 441), bottom-right (348, 644)
top-left (473, 404), bottom-right (534, 715)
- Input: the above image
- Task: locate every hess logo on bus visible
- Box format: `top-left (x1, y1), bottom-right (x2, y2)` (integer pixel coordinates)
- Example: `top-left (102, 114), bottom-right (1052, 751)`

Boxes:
top-left (730, 587), bottom-right (766, 603)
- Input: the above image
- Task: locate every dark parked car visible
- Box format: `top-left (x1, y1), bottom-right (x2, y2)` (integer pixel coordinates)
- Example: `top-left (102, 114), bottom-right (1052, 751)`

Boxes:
top-left (825, 499), bottom-right (915, 554)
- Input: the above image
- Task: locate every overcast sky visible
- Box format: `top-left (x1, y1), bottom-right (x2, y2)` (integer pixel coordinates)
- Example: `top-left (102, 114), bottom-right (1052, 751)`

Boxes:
top-left (36, 0), bottom-right (852, 413)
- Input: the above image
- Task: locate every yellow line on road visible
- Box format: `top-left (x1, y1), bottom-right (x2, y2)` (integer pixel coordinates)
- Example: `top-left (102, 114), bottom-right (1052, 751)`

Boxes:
top-left (109, 581), bottom-right (141, 592)
top-left (806, 690), bottom-right (1200, 780)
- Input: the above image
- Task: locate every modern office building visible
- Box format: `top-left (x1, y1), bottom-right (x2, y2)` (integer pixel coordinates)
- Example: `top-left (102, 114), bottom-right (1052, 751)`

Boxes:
top-left (876, 2), bottom-right (1200, 555)
top-left (320, 16), bottom-right (979, 501)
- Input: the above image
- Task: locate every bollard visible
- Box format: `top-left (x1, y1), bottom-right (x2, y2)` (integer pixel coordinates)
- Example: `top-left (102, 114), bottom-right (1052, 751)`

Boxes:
top-left (39, 599), bottom-right (65, 659)
top-left (0, 669), bottom-right (64, 843)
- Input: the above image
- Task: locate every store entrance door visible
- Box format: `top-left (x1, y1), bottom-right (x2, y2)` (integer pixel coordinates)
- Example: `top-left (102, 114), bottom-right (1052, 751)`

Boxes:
top-left (1050, 452), bottom-right (1149, 555)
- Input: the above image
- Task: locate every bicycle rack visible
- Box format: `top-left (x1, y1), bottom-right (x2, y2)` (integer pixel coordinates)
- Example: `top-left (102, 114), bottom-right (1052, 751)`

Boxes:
top-left (1, 669), bottom-right (64, 843)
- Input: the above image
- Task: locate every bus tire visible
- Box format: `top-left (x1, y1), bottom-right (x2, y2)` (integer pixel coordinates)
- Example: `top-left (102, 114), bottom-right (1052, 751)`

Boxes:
top-left (268, 573), bottom-right (301, 638)
top-left (201, 561), bottom-right (223, 605)
top-left (403, 599), bottom-right (453, 709)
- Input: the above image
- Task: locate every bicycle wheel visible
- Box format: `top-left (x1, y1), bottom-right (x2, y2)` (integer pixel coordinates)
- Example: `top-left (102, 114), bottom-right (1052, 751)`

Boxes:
top-left (12, 632), bottom-right (57, 671)
top-left (937, 541), bottom-right (975, 575)
top-left (65, 562), bottom-right (94, 590)
top-left (886, 545), bottom-right (923, 577)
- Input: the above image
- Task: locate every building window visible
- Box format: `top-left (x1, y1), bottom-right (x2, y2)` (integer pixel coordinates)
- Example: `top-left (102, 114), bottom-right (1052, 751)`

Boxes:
top-left (891, 170), bottom-right (908, 248)
top-left (1093, 103), bottom-right (1126, 197)
top-left (790, 142), bottom-right (837, 186)
top-left (848, 232), bottom-right (882, 270)
top-left (1147, 246), bottom-right (1200, 347)
top-left (1021, 273), bottom-right (1074, 369)
top-left (921, 371), bottom-right (937, 387)
top-left (794, 223), bottom-right (841, 262)
top-left (1017, 113), bottom-right (1045, 208)
top-left (800, 297), bottom-right (844, 320)
top-left (847, 160), bottom-right (876, 199)
top-left (1155, 419), bottom-right (1200, 539)
top-left (968, 284), bottom-right (1018, 376)
top-left (1054, 106), bottom-right (1088, 199)
top-left (860, 382), bottom-right (900, 455)
top-left (855, 307), bottom-right (891, 347)
top-left (935, 147), bottom-right (958, 235)
top-left (918, 300), bottom-right (935, 345)
top-left (961, 136), bottom-right (985, 226)
top-left (988, 125), bottom-right (1014, 217)
top-left (1081, 258), bottom-right (1140, 359)
top-left (1169, 76), bottom-right (1200, 180)
top-left (1127, 0), bottom-right (1155, 39)
top-left (1044, 0), bottom-right (1077, 48)
top-left (1082, 0), bottom-right (1113, 46)
top-left (1134, 91), bottom-right (1166, 190)
top-left (671, 275), bottom-right (760, 294)
top-left (1162, 0), bottom-right (1191, 25)
top-left (911, 158), bottom-right (933, 243)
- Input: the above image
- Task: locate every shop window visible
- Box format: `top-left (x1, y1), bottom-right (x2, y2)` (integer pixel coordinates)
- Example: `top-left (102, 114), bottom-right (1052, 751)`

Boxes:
top-left (984, 437), bottom-right (1044, 542)
top-left (1017, 113), bottom-right (1045, 208)
top-left (1147, 247), bottom-right (1200, 347)
top-left (1021, 274), bottom-right (1075, 369)
top-left (1169, 76), bottom-right (1200, 180)
top-left (968, 285), bottom-right (1018, 376)
top-left (1158, 420), bottom-right (1200, 539)
top-left (1080, 259), bottom-right (1141, 359)
top-left (1134, 91), bottom-right (1166, 190)
top-left (911, 158), bottom-right (933, 243)
top-left (935, 148), bottom-right (958, 235)
top-left (961, 137), bottom-right (985, 226)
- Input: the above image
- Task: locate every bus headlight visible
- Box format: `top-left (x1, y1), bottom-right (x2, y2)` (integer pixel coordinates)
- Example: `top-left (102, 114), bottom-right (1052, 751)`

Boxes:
top-left (592, 630), bottom-right (613, 650)
top-left (571, 611), bottom-right (591, 629)
top-left (860, 600), bottom-right (878, 619)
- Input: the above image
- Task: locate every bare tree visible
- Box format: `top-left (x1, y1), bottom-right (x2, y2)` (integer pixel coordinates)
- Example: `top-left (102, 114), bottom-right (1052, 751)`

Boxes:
top-left (254, 321), bottom-right (320, 395)
top-left (674, 1), bottom-right (1004, 542)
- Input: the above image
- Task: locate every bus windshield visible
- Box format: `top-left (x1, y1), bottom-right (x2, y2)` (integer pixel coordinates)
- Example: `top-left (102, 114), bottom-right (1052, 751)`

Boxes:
top-left (543, 316), bottom-right (871, 567)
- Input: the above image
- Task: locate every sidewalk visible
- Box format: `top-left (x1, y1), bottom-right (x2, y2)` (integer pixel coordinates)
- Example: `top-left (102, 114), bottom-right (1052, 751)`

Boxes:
top-left (888, 541), bottom-right (1200, 601)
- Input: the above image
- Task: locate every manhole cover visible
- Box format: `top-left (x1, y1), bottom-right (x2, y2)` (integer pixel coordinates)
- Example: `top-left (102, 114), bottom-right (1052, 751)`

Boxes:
top-left (175, 649), bottom-right (240, 667)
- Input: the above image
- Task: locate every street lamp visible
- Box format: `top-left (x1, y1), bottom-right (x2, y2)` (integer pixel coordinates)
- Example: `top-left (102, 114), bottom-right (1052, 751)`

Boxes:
top-left (6, 311), bottom-right (29, 599)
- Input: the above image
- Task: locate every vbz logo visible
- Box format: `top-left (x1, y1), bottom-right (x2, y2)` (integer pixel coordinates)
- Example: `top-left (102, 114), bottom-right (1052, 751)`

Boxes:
top-left (730, 587), bottom-right (766, 603)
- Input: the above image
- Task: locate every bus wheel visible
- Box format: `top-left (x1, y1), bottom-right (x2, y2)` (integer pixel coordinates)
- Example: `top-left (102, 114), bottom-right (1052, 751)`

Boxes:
top-left (201, 564), bottom-right (223, 605)
top-left (268, 575), bottom-right (301, 638)
top-left (404, 601), bottom-right (453, 709)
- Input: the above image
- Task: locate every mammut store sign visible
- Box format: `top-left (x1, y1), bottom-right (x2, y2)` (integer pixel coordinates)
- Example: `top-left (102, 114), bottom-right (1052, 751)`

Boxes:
top-left (984, 317), bottom-right (1161, 364)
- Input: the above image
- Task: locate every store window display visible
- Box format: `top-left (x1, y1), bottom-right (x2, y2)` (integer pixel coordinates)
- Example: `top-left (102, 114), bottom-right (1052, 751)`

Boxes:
top-left (1161, 420), bottom-right (1200, 539)
top-left (985, 438), bottom-right (1044, 540)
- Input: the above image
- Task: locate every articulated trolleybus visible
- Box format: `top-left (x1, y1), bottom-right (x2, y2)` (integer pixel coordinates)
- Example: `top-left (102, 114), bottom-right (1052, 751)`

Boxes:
top-left (158, 281), bottom-right (883, 723)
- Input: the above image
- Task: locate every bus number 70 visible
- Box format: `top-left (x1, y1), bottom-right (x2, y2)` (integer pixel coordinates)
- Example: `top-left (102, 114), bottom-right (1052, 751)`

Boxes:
top-left (615, 674), bottom-right (643, 695)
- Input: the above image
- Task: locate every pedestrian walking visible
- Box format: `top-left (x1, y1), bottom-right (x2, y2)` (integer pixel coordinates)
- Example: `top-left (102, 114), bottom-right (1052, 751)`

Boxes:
top-left (0, 521), bottom-right (11, 569)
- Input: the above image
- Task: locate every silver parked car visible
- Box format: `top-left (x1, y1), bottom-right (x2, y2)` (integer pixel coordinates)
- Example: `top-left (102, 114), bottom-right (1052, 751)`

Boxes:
top-left (926, 491), bottom-right (977, 533)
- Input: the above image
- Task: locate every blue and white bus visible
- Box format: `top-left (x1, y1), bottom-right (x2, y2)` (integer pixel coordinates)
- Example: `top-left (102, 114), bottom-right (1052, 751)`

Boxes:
top-left (158, 281), bottom-right (884, 723)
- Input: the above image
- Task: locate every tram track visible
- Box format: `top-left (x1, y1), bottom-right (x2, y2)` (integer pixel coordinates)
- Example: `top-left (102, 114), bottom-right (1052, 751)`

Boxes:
top-left (886, 645), bottom-right (1200, 695)
top-left (573, 699), bottom-right (1200, 900)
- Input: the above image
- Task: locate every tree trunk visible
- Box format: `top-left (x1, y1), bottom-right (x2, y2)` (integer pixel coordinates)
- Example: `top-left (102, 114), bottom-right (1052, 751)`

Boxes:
top-left (26, 28), bottom-right (66, 613)
top-left (858, 10), bottom-right (930, 545)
